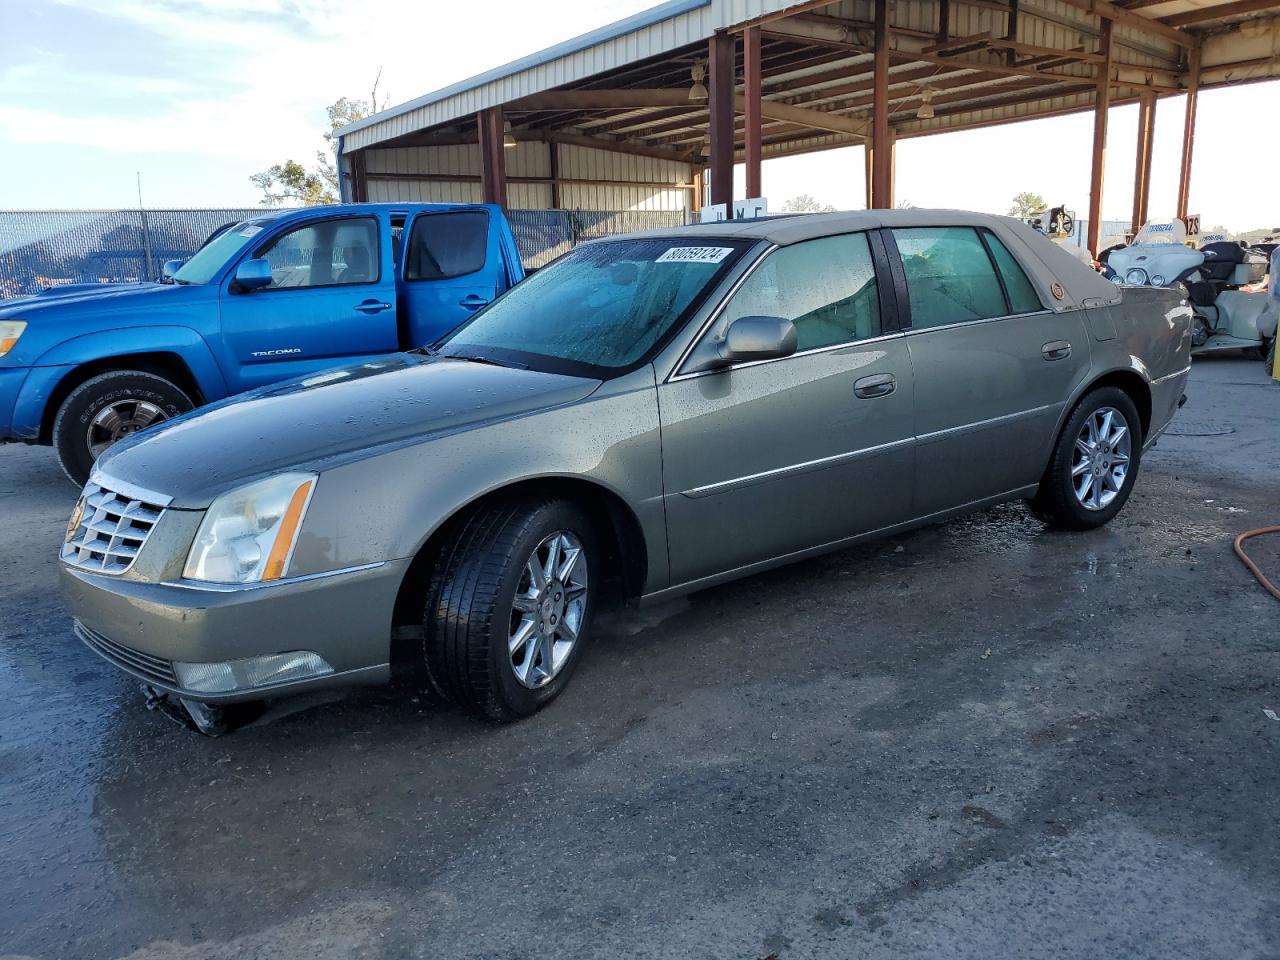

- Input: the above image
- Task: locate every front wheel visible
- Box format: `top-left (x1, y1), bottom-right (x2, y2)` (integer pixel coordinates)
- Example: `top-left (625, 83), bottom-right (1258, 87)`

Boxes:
top-left (422, 498), bottom-right (598, 721)
top-left (51, 370), bottom-right (193, 486)
top-left (1030, 387), bottom-right (1144, 530)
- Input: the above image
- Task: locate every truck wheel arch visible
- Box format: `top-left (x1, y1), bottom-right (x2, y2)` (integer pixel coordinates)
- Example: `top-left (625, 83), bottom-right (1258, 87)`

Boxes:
top-left (40, 352), bottom-right (205, 443)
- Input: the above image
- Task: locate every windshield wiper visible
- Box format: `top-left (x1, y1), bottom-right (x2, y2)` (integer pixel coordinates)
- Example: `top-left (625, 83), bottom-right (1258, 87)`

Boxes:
top-left (445, 353), bottom-right (527, 370)
top-left (408, 345), bottom-right (439, 356)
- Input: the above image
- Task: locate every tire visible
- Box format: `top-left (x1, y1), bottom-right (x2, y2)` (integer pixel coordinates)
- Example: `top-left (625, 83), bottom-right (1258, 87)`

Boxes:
top-left (52, 370), bottom-right (194, 486)
top-left (422, 498), bottom-right (599, 721)
top-left (1262, 337), bottom-right (1277, 377)
top-left (1030, 387), bottom-right (1144, 531)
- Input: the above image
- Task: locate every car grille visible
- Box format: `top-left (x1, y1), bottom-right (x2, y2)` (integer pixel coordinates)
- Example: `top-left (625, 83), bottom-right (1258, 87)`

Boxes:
top-left (60, 481), bottom-right (167, 575)
top-left (74, 620), bottom-right (178, 686)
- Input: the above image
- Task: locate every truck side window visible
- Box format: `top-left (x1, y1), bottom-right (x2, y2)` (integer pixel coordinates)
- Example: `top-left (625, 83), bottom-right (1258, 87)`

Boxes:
top-left (257, 218), bottom-right (379, 289)
top-left (405, 211), bottom-right (489, 281)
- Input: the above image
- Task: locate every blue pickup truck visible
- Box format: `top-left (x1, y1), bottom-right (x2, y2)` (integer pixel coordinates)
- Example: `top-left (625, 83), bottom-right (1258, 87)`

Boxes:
top-left (0, 202), bottom-right (526, 483)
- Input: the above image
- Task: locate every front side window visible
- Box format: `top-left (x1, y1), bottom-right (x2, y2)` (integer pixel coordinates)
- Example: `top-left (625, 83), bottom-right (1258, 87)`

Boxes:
top-left (893, 226), bottom-right (1007, 328)
top-left (257, 217), bottom-right (379, 290)
top-left (405, 211), bottom-right (489, 281)
top-left (983, 230), bottom-right (1044, 314)
top-left (718, 233), bottom-right (881, 351)
top-left (437, 238), bottom-right (750, 375)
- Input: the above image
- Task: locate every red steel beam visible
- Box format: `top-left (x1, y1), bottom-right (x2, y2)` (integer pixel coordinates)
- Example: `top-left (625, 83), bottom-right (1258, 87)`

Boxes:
top-left (744, 26), bottom-right (763, 199)
top-left (708, 32), bottom-right (737, 212)
top-left (1131, 91), bottom-right (1155, 232)
top-left (1176, 43), bottom-right (1200, 220)
top-left (871, 0), bottom-right (892, 208)
top-left (476, 106), bottom-right (508, 209)
top-left (1086, 19), bottom-right (1113, 256)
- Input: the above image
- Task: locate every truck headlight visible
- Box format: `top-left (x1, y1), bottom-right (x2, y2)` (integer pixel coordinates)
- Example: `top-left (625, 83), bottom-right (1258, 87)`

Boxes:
top-left (0, 320), bottom-right (27, 357)
top-left (184, 473), bottom-right (316, 583)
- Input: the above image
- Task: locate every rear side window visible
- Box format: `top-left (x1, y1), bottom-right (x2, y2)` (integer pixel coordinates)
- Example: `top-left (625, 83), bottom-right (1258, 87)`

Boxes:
top-left (719, 232), bottom-right (881, 351)
top-left (405, 211), bottom-right (489, 281)
top-left (892, 226), bottom-right (1006, 328)
top-left (983, 231), bottom-right (1043, 314)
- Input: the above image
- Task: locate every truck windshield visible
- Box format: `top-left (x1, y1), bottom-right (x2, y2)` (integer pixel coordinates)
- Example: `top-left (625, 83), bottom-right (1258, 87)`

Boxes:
top-left (436, 237), bottom-right (751, 376)
top-left (171, 221), bottom-right (270, 285)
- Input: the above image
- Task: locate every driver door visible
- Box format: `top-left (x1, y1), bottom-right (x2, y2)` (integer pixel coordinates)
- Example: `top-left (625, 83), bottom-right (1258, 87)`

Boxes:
top-left (657, 232), bottom-right (917, 588)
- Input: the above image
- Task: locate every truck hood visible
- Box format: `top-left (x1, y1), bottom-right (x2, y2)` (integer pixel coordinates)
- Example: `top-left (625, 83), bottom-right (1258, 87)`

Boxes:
top-left (95, 353), bottom-right (602, 508)
top-left (0, 281), bottom-right (195, 317)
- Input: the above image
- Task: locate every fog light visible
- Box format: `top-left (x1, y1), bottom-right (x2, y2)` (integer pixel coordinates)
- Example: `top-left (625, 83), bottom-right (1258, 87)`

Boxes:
top-left (173, 651), bottom-right (334, 693)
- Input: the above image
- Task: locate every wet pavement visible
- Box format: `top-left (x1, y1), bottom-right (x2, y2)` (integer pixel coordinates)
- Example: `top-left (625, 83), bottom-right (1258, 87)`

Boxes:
top-left (1, 357), bottom-right (1277, 960)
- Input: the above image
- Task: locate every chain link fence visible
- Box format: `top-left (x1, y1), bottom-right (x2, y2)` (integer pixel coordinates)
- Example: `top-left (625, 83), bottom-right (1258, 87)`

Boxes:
top-left (0, 207), bottom-right (695, 299)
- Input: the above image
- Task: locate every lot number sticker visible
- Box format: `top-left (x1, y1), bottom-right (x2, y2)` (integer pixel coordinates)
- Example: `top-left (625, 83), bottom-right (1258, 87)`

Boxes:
top-left (657, 246), bottom-right (733, 264)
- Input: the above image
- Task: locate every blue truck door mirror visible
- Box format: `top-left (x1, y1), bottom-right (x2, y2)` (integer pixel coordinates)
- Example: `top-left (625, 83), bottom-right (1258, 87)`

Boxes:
top-left (161, 259), bottom-right (185, 280)
top-left (234, 258), bottom-right (273, 292)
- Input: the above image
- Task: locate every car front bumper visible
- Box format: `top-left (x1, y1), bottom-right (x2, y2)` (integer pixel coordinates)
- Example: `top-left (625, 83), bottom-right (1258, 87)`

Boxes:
top-left (60, 558), bottom-right (411, 702)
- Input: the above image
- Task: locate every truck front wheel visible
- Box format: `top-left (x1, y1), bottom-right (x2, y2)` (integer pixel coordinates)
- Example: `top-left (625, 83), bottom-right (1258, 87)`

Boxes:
top-left (52, 370), bottom-right (194, 486)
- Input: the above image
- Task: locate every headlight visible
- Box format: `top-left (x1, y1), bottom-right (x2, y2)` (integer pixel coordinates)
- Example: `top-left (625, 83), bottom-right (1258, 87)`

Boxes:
top-left (0, 320), bottom-right (27, 357)
top-left (173, 651), bottom-right (334, 693)
top-left (1151, 274), bottom-right (1166, 286)
top-left (184, 472), bottom-right (316, 583)
top-left (1125, 267), bottom-right (1149, 285)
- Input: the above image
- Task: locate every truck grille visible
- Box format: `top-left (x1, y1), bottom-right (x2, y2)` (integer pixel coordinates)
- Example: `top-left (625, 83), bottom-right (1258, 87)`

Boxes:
top-left (60, 481), bottom-right (166, 575)
top-left (74, 620), bottom-right (178, 686)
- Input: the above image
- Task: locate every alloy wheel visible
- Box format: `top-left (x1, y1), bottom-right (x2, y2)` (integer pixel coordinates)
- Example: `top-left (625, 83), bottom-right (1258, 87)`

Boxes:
top-left (1071, 406), bottom-right (1132, 511)
top-left (86, 399), bottom-right (167, 459)
top-left (508, 531), bottom-right (588, 689)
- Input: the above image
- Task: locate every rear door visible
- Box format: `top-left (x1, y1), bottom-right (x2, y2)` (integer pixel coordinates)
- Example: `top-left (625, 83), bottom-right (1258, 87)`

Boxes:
top-left (657, 231), bottom-right (916, 587)
top-left (398, 209), bottom-right (508, 347)
top-left (886, 224), bottom-right (1091, 515)
top-left (217, 213), bottom-right (399, 392)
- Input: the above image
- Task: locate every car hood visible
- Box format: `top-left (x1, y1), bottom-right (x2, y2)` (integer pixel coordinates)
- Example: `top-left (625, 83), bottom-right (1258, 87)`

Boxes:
top-left (96, 354), bottom-right (602, 508)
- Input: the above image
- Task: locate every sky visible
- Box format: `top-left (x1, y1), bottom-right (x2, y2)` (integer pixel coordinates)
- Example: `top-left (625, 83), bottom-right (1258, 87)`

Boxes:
top-left (1, 0), bottom-right (1277, 232)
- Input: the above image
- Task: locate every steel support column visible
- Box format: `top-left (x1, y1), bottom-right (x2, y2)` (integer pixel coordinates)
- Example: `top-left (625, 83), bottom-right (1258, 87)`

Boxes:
top-left (743, 26), bottom-right (763, 200)
top-left (350, 150), bottom-right (369, 202)
top-left (871, 0), bottom-right (892, 209)
top-left (1176, 44), bottom-right (1200, 222)
top-left (1131, 92), bottom-right (1156, 233)
top-left (1086, 19), bottom-right (1113, 257)
top-left (477, 107), bottom-right (508, 208)
top-left (708, 32), bottom-right (737, 213)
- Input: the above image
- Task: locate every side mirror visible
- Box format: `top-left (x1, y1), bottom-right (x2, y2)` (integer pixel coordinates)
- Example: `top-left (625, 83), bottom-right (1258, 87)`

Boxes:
top-left (717, 315), bottom-right (797, 364)
top-left (161, 259), bottom-right (185, 279)
top-left (233, 258), bottom-right (273, 292)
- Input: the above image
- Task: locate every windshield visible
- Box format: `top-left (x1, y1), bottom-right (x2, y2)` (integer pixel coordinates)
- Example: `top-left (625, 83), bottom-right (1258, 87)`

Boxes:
top-left (436, 237), bottom-right (752, 376)
top-left (172, 220), bottom-right (272, 285)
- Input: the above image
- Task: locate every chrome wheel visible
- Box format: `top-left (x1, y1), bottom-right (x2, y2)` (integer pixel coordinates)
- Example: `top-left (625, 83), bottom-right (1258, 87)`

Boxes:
top-left (1071, 406), bottom-right (1131, 511)
top-left (508, 531), bottom-right (588, 689)
top-left (86, 399), bottom-right (166, 459)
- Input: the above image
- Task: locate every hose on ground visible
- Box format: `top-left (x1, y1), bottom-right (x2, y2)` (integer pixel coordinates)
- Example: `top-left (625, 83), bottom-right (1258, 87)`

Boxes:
top-left (1234, 526), bottom-right (1280, 602)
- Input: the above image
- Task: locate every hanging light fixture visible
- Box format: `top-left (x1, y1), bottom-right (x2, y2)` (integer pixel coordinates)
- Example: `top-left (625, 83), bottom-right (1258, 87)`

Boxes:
top-left (689, 62), bottom-right (709, 102)
top-left (916, 87), bottom-right (936, 120)
top-left (503, 120), bottom-right (517, 148)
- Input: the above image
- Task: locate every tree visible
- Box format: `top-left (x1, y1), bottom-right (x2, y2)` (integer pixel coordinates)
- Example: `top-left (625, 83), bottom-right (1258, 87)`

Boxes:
top-left (1008, 191), bottom-right (1047, 218)
top-left (251, 72), bottom-right (388, 207)
top-left (782, 194), bottom-right (836, 213)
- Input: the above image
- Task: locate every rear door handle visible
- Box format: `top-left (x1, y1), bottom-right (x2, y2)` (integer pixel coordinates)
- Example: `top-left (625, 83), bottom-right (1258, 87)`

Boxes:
top-left (1042, 340), bottom-right (1072, 361)
top-left (853, 373), bottom-right (896, 399)
top-left (354, 299), bottom-right (392, 314)
top-left (459, 294), bottom-right (490, 310)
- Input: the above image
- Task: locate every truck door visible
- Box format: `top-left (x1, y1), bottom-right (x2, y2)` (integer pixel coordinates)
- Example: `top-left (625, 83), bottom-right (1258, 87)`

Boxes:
top-left (217, 213), bottom-right (400, 392)
top-left (398, 209), bottom-right (508, 348)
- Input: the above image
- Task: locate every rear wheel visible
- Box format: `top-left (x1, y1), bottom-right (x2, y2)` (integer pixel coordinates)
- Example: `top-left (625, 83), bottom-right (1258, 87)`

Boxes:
top-left (422, 498), bottom-right (598, 721)
top-left (1260, 336), bottom-right (1276, 376)
top-left (52, 370), bottom-right (193, 486)
top-left (1031, 387), bottom-right (1143, 530)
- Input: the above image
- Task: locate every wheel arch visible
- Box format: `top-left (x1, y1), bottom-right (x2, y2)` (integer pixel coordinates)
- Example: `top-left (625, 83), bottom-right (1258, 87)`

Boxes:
top-left (39, 352), bottom-right (205, 443)
top-left (389, 475), bottom-right (649, 643)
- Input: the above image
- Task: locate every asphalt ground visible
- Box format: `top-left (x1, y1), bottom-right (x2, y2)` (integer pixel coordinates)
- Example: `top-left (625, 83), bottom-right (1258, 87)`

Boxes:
top-left (1, 355), bottom-right (1277, 960)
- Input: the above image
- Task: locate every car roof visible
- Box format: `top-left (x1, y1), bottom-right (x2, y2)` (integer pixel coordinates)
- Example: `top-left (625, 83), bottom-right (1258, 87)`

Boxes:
top-left (611, 208), bottom-right (1122, 311)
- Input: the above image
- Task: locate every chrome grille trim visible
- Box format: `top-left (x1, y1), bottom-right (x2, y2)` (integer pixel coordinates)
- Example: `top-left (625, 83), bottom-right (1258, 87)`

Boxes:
top-left (74, 621), bottom-right (178, 686)
top-left (60, 480), bottom-right (167, 575)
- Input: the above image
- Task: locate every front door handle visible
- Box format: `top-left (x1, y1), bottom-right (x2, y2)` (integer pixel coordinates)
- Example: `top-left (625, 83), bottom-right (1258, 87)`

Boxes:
top-left (1042, 340), bottom-right (1072, 361)
top-left (459, 294), bottom-right (490, 310)
top-left (354, 299), bottom-right (392, 314)
top-left (853, 373), bottom-right (897, 399)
